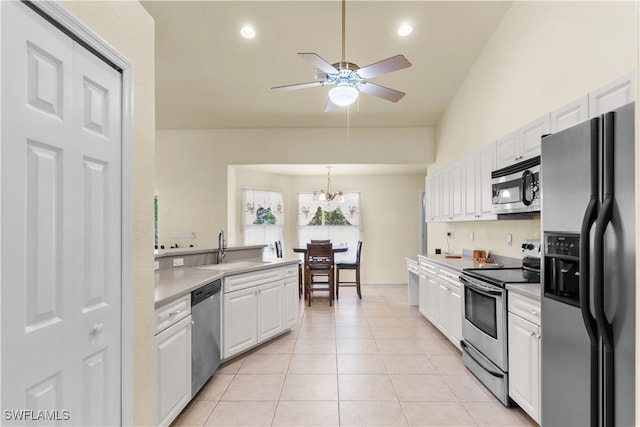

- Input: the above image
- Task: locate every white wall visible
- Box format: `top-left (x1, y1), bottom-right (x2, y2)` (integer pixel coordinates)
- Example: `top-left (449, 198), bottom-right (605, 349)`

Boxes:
top-left (429, 1), bottom-right (637, 258)
top-left (57, 2), bottom-right (156, 425)
top-left (155, 126), bottom-right (434, 257)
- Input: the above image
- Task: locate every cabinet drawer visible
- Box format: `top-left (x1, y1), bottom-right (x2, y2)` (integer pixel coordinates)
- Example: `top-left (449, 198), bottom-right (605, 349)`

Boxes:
top-left (224, 267), bottom-right (283, 293)
top-left (283, 265), bottom-right (298, 278)
top-left (438, 268), bottom-right (460, 289)
top-left (508, 292), bottom-right (541, 326)
top-left (155, 294), bottom-right (191, 334)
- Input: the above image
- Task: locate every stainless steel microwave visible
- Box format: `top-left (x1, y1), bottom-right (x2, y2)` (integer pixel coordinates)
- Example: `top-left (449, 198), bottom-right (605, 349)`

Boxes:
top-left (491, 156), bottom-right (541, 214)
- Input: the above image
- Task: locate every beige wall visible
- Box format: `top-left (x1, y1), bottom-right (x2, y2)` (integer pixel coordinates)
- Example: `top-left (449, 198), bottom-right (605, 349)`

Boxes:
top-left (155, 127), bottom-right (435, 273)
top-left (429, 1), bottom-right (637, 258)
top-left (230, 168), bottom-right (425, 283)
top-left (58, 1), bottom-right (156, 425)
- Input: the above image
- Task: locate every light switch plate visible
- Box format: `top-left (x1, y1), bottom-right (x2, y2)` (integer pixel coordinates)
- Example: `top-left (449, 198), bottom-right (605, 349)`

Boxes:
top-left (173, 258), bottom-right (184, 267)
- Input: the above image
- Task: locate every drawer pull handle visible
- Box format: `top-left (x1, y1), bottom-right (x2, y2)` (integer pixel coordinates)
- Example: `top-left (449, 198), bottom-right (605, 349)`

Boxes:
top-left (530, 310), bottom-right (539, 315)
top-left (169, 308), bottom-right (182, 318)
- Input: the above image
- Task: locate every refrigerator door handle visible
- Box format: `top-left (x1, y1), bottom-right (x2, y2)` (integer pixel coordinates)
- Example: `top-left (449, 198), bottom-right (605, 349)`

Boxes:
top-left (578, 117), bottom-right (600, 427)
top-left (594, 111), bottom-right (616, 427)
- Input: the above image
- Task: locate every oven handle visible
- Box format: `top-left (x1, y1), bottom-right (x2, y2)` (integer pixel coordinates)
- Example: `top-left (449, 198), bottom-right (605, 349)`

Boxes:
top-left (460, 341), bottom-right (504, 378)
top-left (459, 275), bottom-right (502, 296)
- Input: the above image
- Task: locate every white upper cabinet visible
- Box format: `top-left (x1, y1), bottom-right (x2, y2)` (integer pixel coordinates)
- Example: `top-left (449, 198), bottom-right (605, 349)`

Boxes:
top-left (495, 130), bottom-right (519, 169)
top-left (463, 143), bottom-right (496, 221)
top-left (550, 95), bottom-right (589, 133)
top-left (589, 72), bottom-right (636, 116)
top-left (451, 161), bottom-right (464, 221)
top-left (520, 114), bottom-right (550, 160)
top-left (440, 168), bottom-right (452, 221)
top-left (496, 114), bottom-right (549, 169)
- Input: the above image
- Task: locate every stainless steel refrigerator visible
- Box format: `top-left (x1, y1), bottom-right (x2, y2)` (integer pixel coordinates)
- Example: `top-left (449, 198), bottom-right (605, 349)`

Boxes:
top-left (540, 102), bottom-right (635, 427)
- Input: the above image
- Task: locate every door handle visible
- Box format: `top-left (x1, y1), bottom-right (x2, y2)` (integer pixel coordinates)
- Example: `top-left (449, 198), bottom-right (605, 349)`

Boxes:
top-left (92, 323), bottom-right (104, 336)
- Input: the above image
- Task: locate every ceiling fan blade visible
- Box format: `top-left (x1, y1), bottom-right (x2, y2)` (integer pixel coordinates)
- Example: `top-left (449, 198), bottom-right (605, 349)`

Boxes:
top-left (271, 81), bottom-right (325, 92)
top-left (298, 53), bottom-right (339, 75)
top-left (356, 54), bottom-right (412, 79)
top-left (359, 82), bottom-right (406, 103)
top-left (324, 99), bottom-right (340, 112)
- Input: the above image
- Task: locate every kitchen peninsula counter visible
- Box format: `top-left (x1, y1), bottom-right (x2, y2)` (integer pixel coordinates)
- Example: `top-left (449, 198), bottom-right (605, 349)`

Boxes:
top-left (418, 252), bottom-right (521, 273)
top-left (155, 258), bottom-right (299, 307)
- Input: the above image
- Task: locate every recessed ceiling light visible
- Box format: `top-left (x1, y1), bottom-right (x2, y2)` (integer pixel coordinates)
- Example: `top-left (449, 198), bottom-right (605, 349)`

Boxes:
top-left (240, 25), bottom-right (256, 39)
top-left (397, 23), bottom-right (413, 37)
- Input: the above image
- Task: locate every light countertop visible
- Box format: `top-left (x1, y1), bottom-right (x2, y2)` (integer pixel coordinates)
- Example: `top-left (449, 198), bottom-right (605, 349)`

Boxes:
top-left (418, 253), bottom-right (521, 273)
top-left (155, 258), bottom-right (299, 307)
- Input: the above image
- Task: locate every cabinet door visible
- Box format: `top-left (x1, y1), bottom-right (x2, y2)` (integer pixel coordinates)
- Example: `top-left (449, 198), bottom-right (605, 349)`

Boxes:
top-left (589, 72), bottom-right (635, 116)
top-left (155, 315), bottom-right (192, 427)
top-left (223, 288), bottom-right (258, 358)
top-left (257, 281), bottom-right (284, 342)
top-left (425, 175), bottom-right (434, 222)
top-left (508, 313), bottom-right (541, 424)
top-left (440, 169), bottom-right (452, 221)
top-left (425, 276), bottom-right (439, 323)
top-left (283, 276), bottom-right (298, 329)
top-left (478, 143), bottom-right (497, 218)
top-left (418, 270), bottom-right (428, 317)
top-left (448, 285), bottom-right (463, 350)
top-left (451, 162), bottom-right (464, 220)
top-left (519, 114), bottom-right (549, 162)
top-left (463, 156), bottom-right (477, 220)
top-left (496, 131), bottom-right (519, 169)
top-left (436, 283), bottom-right (449, 333)
top-left (550, 95), bottom-right (589, 132)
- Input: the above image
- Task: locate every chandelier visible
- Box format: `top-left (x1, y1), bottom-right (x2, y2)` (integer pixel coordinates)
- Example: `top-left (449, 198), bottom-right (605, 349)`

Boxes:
top-left (313, 166), bottom-right (344, 202)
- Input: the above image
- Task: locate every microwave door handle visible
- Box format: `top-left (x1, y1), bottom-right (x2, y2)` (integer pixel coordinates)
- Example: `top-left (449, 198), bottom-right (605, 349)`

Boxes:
top-left (579, 117), bottom-right (600, 427)
top-left (459, 276), bottom-right (502, 296)
top-left (521, 170), bottom-right (532, 206)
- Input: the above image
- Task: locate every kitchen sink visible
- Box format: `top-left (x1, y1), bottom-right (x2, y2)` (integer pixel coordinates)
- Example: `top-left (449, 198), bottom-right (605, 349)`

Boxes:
top-left (197, 260), bottom-right (270, 271)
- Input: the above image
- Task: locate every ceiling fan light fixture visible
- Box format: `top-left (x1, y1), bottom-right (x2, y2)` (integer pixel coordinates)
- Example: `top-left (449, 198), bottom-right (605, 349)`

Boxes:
top-left (329, 84), bottom-right (358, 106)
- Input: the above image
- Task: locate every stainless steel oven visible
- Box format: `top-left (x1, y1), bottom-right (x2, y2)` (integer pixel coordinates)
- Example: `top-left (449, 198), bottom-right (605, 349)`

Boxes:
top-left (459, 240), bottom-right (541, 406)
top-left (461, 275), bottom-right (507, 369)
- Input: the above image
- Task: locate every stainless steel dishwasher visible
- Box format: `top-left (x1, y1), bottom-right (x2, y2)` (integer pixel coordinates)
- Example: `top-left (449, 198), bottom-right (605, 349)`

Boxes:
top-left (191, 279), bottom-right (222, 396)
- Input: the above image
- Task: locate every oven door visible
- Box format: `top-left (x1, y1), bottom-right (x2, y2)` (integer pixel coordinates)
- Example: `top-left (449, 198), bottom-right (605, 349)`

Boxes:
top-left (460, 275), bottom-right (507, 370)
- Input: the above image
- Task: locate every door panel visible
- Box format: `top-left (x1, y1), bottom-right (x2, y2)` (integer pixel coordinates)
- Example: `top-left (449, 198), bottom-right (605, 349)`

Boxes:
top-left (1, 2), bottom-right (122, 424)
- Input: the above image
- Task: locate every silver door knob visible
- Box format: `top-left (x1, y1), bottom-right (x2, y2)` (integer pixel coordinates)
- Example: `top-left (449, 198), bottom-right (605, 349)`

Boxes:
top-left (92, 323), bottom-right (104, 335)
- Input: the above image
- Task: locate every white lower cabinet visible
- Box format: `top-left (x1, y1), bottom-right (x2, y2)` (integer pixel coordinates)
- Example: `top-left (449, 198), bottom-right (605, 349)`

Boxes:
top-left (222, 265), bottom-right (298, 359)
top-left (508, 292), bottom-right (541, 424)
top-left (417, 257), bottom-right (462, 350)
top-left (155, 310), bottom-right (192, 427)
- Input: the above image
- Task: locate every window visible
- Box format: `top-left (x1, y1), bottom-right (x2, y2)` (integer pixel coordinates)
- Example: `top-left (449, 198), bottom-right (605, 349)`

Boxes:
top-left (243, 189), bottom-right (284, 259)
top-left (297, 192), bottom-right (361, 262)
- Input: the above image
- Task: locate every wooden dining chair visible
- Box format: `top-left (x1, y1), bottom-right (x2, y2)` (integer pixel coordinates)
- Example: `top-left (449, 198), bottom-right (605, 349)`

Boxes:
top-left (305, 242), bottom-right (335, 306)
top-left (336, 241), bottom-right (363, 299)
top-left (310, 239), bottom-right (330, 243)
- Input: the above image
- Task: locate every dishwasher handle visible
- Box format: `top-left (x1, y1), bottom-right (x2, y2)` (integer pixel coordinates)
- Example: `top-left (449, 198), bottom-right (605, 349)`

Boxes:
top-left (191, 279), bottom-right (222, 306)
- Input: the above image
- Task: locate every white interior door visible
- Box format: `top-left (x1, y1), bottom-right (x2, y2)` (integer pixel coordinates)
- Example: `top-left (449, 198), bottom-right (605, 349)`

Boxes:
top-left (1, 2), bottom-right (122, 425)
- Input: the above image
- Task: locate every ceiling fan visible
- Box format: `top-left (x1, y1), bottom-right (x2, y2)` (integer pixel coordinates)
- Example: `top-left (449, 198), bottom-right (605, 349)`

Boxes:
top-left (271, 0), bottom-right (412, 112)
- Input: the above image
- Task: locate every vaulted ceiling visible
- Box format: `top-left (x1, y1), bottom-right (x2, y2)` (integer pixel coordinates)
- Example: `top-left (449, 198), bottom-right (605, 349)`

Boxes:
top-left (142, 1), bottom-right (511, 130)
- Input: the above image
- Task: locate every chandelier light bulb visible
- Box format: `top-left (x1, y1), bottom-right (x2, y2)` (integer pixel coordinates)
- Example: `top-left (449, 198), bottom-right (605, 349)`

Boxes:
top-left (329, 84), bottom-right (358, 107)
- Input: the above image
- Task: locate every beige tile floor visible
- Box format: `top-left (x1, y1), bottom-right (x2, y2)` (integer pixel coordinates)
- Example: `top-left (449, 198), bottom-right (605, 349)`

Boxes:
top-left (171, 284), bottom-right (537, 427)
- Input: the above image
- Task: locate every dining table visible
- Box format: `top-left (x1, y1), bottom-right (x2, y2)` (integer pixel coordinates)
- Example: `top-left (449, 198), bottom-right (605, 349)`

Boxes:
top-left (292, 246), bottom-right (349, 255)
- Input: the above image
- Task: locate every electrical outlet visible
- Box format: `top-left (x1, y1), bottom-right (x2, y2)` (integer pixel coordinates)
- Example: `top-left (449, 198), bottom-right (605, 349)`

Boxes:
top-left (154, 261), bottom-right (160, 270)
top-left (191, 231), bottom-right (196, 239)
top-left (506, 234), bottom-right (513, 246)
top-left (450, 231), bottom-right (455, 239)
top-left (173, 258), bottom-right (184, 267)
top-left (469, 232), bottom-right (475, 241)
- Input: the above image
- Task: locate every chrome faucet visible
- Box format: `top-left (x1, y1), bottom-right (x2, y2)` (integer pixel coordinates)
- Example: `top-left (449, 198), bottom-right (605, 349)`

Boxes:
top-left (217, 230), bottom-right (227, 264)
